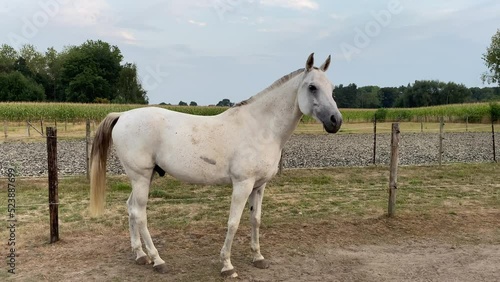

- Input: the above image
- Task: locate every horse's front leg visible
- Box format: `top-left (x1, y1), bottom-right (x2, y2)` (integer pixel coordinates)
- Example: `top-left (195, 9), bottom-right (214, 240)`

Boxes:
top-left (220, 179), bottom-right (254, 278)
top-left (248, 183), bottom-right (270, 269)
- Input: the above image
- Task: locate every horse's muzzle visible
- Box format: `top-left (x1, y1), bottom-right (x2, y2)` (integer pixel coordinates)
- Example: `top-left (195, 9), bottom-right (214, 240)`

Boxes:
top-left (323, 114), bottom-right (342, 133)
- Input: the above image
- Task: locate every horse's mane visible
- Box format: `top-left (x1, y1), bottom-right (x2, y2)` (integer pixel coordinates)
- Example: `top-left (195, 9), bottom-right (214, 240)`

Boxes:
top-left (233, 68), bottom-right (305, 107)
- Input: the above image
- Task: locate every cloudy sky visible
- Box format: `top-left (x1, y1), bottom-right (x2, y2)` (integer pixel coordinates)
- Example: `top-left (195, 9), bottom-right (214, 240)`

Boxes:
top-left (1, 0), bottom-right (499, 105)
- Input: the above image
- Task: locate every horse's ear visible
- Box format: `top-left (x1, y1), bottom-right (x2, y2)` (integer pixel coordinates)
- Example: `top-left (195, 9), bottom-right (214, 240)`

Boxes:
top-left (306, 53), bottom-right (314, 71)
top-left (320, 55), bottom-right (331, 72)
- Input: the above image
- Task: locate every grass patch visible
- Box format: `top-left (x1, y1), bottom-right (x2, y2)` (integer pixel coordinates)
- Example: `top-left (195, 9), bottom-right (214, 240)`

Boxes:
top-left (0, 163), bottom-right (498, 236)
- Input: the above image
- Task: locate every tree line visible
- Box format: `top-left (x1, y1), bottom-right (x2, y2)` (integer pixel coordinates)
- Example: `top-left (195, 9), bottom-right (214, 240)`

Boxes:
top-left (200, 83), bottom-right (499, 109)
top-left (212, 29), bottom-right (500, 109)
top-left (0, 40), bottom-right (148, 104)
top-left (2, 28), bottom-right (499, 108)
top-left (334, 81), bottom-right (500, 109)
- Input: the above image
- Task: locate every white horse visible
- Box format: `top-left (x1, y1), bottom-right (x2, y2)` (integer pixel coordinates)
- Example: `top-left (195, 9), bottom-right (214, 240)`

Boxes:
top-left (90, 53), bottom-right (342, 277)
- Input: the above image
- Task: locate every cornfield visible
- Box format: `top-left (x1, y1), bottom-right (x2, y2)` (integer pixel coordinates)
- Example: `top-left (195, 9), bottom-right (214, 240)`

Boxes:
top-left (0, 102), bottom-right (498, 123)
top-left (0, 103), bottom-right (226, 122)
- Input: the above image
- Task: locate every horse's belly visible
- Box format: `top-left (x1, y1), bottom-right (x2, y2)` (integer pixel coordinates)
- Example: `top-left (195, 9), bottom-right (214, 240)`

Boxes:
top-left (159, 157), bottom-right (232, 185)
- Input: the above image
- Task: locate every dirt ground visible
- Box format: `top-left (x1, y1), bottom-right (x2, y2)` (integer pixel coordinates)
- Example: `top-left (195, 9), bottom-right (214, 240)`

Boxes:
top-left (7, 211), bottom-right (500, 282)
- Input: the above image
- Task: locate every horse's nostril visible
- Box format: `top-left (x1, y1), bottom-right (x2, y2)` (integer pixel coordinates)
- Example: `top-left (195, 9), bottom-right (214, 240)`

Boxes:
top-left (330, 115), bottom-right (336, 124)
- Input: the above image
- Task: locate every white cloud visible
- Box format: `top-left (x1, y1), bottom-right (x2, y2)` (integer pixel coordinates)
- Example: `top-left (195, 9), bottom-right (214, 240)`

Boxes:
top-left (260, 0), bottom-right (319, 10)
top-left (166, 0), bottom-right (213, 17)
top-left (188, 19), bottom-right (207, 27)
top-left (329, 13), bottom-right (347, 21)
top-left (52, 1), bottom-right (141, 46)
top-left (57, 1), bottom-right (114, 27)
top-left (118, 30), bottom-right (137, 44)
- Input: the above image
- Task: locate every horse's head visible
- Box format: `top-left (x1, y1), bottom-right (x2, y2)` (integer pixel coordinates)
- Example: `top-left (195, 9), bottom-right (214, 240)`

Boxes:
top-left (297, 53), bottom-right (342, 133)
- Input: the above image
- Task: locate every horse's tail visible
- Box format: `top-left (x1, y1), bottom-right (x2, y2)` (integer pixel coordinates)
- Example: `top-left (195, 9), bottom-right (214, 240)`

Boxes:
top-left (89, 112), bottom-right (122, 217)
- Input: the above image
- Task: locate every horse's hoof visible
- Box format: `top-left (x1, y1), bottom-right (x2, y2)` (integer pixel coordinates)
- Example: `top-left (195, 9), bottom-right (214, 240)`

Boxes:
top-left (136, 256), bottom-right (151, 265)
top-left (253, 259), bottom-right (270, 269)
top-left (153, 263), bottom-right (168, 274)
top-left (221, 268), bottom-right (238, 278)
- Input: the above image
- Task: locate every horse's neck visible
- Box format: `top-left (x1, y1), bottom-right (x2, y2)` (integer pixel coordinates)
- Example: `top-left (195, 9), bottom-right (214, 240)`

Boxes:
top-left (244, 75), bottom-right (303, 148)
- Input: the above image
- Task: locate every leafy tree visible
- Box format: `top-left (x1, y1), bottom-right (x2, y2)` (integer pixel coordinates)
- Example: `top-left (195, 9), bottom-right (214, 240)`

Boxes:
top-left (482, 29), bottom-right (500, 84)
top-left (441, 82), bottom-right (471, 104)
top-left (0, 44), bottom-right (18, 72)
top-left (178, 101), bottom-right (188, 106)
top-left (60, 40), bottom-right (123, 102)
top-left (216, 98), bottom-right (234, 107)
top-left (189, 101), bottom-right (198, 106)
top-left (0, 71), bottom-right (45, 101)
top-left (44, 47), bottom-right (62, 101)
top-left (396, 80), bottom-right (441, 107)
top-left (356, 86), bottom-right (380, 108)
top-left (115, 63), bottom-right (148, 104)
top-left (13, 57), bottom-right (33, 78)
top-left (471, 87), bottom-right (500, 102)
top-left (379, 87), bottom-right (401, 108)
top-left (0, 41), bottom-right (149, 104)
top-left (469, 87), bottom-right (494, 102)
top-left (333, 83), bottom-right (357, 108)
top-left (66, 68), bottom-right (111, 103)
top-left (395, 81), bottom-right (472, 107)
top-left (19, 44), bottom-right (45, 74)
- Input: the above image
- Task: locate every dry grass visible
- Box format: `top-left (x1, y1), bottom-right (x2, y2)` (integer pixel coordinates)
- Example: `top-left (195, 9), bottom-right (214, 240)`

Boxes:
top-left (1, 163), bottom-right (499, 240)
top-left (2, 120), bottom-right (495, 142)
top-left (1, 120), bottom-right (98, 142)
top-left (0, 163), bottom-right (499, 280)
top-left (295, 121), bottom-right (496, 135)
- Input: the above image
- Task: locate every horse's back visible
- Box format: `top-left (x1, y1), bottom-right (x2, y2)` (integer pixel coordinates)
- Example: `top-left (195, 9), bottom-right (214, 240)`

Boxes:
top-left (111, 106), bottom-right (281, 185)
top-left (111, 107), bottom-right (235, 183)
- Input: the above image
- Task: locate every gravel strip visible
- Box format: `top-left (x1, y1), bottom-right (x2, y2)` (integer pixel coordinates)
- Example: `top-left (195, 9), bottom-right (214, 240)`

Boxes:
top-left (1, 132), bottom-right (498, 177)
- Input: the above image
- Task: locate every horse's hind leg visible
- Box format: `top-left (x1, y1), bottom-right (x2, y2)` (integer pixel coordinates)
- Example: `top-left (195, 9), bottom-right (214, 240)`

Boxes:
top-left (127, 192), bottom-right (150, 265)
top-left (127, 170), bottom-right (168, 273)
top-left (248, 183), bottom-right (270, 269)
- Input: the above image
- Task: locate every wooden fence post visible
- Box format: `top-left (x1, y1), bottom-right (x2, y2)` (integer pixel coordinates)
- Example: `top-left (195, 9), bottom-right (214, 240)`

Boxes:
top-left (438, 117), bottom-right (444, 166)
top-left (466, 116), bottom-right (469, 132)
top-left (86, 119), bottom-right (91, 180)
top-left (3, 120), bottom-right (7, 138)
top-left (492, 122), bottom-right (497, 163)
top-left (40, 119), bottom-right (44, 135)
top-left (27, 120), bottom-right (31, 137)
top-left (46, 127), bottom-right (59, 243)
top-left (278, 152), bottom-right (284, 175)
top-left (388, 123), bottom-right (400, 217)
top-left (372, 117), bottom-right (377, 164)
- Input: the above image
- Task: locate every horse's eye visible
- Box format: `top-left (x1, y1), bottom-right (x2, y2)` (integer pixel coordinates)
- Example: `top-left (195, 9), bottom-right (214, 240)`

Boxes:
top-left (308, 84), bottom-right (317, 92)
